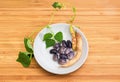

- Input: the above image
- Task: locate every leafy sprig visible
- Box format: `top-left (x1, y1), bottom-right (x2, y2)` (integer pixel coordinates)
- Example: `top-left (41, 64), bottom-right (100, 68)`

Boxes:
top-left (52, 2), bottom-right (64, 9)
top-left (43, 31), bottom-right (63, 48)
top-left (16, 38), bottom-right (33, 67)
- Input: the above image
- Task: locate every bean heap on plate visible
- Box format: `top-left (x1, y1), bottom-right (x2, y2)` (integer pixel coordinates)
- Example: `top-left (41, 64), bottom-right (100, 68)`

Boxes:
top-left (50, 40), bottom-right (75, 65)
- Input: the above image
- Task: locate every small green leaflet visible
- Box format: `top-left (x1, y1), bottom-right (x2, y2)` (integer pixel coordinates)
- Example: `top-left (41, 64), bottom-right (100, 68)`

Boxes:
top-left (43, 33), bottom-right (53, 41)
top-left (52, 2), bottom-right (63, 9)
top-left (45, 39), bottom-right (55, 48)
top-left (54, 32), bottom-right (63, 42)
top-left (16, 52), bottom-right (31, 67)
top-left (46, 25), bottom-right (51, 28)
top-left (24, 38), bottom-right (33, 53)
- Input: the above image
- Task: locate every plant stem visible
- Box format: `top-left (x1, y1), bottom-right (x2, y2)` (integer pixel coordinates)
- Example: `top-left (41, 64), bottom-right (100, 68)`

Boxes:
top-left (29, 53), bottom-right (33, 60)
top-left (47, 9), bottom-right (58, 36)
top-left (28, 9), bottom-right (57, 40)
top-left (69, 8), bottom-right (76, 24)
top-left (48, 12), bottom-right (55, 25)
top-left (28, 26), bottom-right (44, 39)
top-left (72, 11), bottom-right (76, 23)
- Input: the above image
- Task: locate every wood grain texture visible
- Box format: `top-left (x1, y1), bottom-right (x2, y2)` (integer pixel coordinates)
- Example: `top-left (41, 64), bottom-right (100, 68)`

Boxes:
top-left (0, 0), bottom-right (120, 81)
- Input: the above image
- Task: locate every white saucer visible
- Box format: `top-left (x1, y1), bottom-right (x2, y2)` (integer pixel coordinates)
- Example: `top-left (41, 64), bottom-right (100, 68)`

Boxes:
top-left (33, 23), bottom-right (88, 74)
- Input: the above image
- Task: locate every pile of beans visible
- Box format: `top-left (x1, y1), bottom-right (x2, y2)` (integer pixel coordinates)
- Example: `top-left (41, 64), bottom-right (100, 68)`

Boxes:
top-left (50, 40), bottom-right (75, 65)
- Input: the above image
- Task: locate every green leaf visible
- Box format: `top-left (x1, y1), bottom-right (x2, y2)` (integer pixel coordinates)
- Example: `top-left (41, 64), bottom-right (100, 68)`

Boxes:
top-left (72, 7), bottom-right (76, 13)
top-left (43, 33), bottom-right (53, 41)
top-left (54, 32), bottom-right (63, 42)
top-left (24, 38), bottom-right (33, 53)
top-left (16, 52), bottom-right (31, 67)
top-left (52, 2), bottom-right (63, 9)
top-left (45, 39), bottom-right (55, 48)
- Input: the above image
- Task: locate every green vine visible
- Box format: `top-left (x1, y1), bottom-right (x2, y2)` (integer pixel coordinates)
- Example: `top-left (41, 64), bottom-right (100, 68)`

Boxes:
top-left (16, 2), bottom-right (77, 67)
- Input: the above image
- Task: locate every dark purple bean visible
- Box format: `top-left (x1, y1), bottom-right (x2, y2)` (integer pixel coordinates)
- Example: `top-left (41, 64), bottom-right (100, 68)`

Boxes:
top-left (53, 54), bottom-right (58, 61)
top-left (67, 40), bottom-right (72, 48)
top-left (59, 46), bottom-right (66, 54)
top-left (60, 54), bottom-right (68, 59)
top-left (54, 43), bottom-right (60, 49)
top-left (50, 49), bottom-right (57, 54)
top-left (67, 51), bottom-right (75, 60)
top-left (65, 48), bottom-right (71, 54)
top-left (62, 40), bottom-right (67, 47)
top-left (58, 58), bottom-right (66, 65)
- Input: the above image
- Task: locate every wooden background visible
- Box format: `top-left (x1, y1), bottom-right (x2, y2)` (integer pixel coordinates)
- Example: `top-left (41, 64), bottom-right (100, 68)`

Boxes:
top-left (0, 0), bottom-right (120, 82)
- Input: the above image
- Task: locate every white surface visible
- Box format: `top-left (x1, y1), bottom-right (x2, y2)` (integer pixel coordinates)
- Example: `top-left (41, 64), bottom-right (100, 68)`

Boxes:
top-left (33, 23), bottom-right (89, 74)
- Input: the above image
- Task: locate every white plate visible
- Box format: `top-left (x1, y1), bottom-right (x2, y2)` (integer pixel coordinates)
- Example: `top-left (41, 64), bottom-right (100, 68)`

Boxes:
top-left (33, 23), bottom-right (88, 74)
